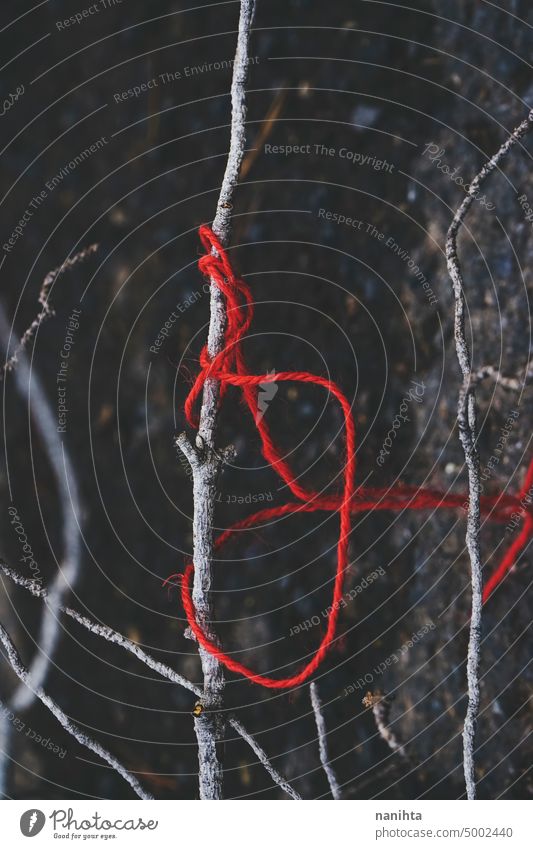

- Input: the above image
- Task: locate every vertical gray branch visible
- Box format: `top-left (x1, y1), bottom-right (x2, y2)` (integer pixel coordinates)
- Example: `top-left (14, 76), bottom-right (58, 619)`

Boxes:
top-left (177, 0), bottom-right (257, 800)
top-left (310, 682), bottom-right (341, 799)
top-left (0, 300), bottom-right (83, 796)
top-left (0, 623), bottom-right (152, 800)
top-left (445, 109), bottom-right (533, 799)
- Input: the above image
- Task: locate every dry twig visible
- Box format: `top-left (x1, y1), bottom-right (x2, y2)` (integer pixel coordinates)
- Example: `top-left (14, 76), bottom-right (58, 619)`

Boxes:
top-left (2, 245), bottom-right (97, 374)
top-left (175, 0), bottom-right (257, 799)
top-left (228, 716), bottom-right (301, 799)
top-left (0, 621), bottom-right (152, 799)
top-left (0, 561), bottom-right (300, 799)
top-left (0, 281), bottom-right (87, 794)
top-left (445, 108), bottom-right (533, 799)
top-left (310, 681), bottom-right (342, 799)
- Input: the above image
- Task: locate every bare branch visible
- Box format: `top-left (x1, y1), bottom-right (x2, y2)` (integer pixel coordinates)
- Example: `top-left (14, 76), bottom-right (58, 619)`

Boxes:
top-left (66, 606), bottom-right (203, 697)
top-left (362, 691), bottom-right (407, 759)
top-left (0, 290), bottom-right (85, 793)
top-left (0, 561), bottom-right (201, 697)
top-left (0, 563), bottom-right (47, 598)
top-left (228, 716), bottom-right (302, 800)
top-left (0, 561), bottom-right (306, 796)
top-left (0, 622), bottom-right (152, 800)
top-left (310, 681), bottom-right (341, 799)
top-left (445, 108), bottom-right (533, 799)
top-left (210, 0), bottom-right (257, 247)
top-left (177, 0), bottom-right (257, 800)
top-left (472, 364), bottom-right (525, 391)
top-left (2, 245), bottom-right (97, 374)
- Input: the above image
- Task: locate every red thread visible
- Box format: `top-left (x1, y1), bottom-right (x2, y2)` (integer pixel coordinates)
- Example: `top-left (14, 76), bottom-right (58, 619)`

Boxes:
top-left (174, 225), bottom-right (533, 689)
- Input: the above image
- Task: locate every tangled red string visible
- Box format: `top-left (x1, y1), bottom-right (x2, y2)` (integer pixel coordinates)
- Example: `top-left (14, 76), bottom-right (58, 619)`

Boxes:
top-left (173, 224), bottom-right (533, 690)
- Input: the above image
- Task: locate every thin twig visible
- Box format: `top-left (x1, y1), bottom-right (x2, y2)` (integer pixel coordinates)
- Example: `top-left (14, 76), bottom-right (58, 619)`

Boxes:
top-left (0, 561), bottom-right (301, 796)
top-left (362, 691), bottom-right (407, 759)
top-left (0, 561), bottom-right (201, 697)
top-left (0, 622), bottom-right (152, 799)
top-left (351, 761), bottom-right (398, 797)
top-left (228, 715), bottom-right (302, 799)
top-left (66, 605), bottom-right (204, 695)
top-left (445, 108), bottom-right (533, 799)
top-left (310, 681), bottom-right (342, 799)
top-left (2, 245), bottom-right (97, 374)
top-left (0, 285), bottom-right (86, 794)
top-left (239, 88), bottom-right (287, 180)
top-left (176, 0), bottom-right (256, 800)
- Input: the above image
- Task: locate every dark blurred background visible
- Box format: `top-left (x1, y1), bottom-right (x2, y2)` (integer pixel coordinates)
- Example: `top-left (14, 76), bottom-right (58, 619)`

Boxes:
top-left (0, 0), bottom-right (531, 799)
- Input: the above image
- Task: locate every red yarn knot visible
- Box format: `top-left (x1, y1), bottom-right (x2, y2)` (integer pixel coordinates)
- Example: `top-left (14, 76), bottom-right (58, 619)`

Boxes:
top-left (184, 225), bottom-right (254, 428)
top-left (174, 225), bottom-right (533, 690)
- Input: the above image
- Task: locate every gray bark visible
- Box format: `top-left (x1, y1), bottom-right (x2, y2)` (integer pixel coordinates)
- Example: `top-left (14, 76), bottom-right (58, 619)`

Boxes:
top-left (176, 0), bottom-right (257, 800)
top-left (0, 287), bottom-right (84, 795)
top-left (445, 109), bottom-right (533, 799)
top-left (310, 682), bottom-right (342, 800)
top-left (0, 560), bottom-right (301, 798)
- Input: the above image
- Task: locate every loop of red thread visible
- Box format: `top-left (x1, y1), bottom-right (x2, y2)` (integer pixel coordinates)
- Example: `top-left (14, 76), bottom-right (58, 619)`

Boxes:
top-left (176, 225), bottom-right (533, 690)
